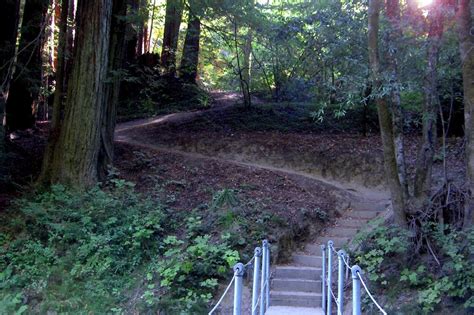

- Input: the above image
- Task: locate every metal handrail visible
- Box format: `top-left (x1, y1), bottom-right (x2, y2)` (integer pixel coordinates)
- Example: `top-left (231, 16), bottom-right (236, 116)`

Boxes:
top-left (322, 240), bottom-right (387, 315)
top-left (208, 239), bottom-right (271, 315)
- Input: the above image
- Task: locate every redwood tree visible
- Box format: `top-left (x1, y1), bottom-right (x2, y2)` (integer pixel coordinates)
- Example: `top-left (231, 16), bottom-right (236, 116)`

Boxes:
top-left (456, 0), bottom-right (474, 227)
top-left (180, 0), bottom-right (201, 84)
top-left (99, 0), bottom-right (128, 178)
top-left (161, 0), bottom-right (184, 76)
top-left (6, 0), bottom-right (49, 132)
top-left (39, 0), bottom-right (113, 187)
top-left (0, 0), bottom-right (21, 150)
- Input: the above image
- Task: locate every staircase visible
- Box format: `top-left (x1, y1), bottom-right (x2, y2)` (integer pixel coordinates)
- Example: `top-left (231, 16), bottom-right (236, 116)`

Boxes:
top-left (266, 200), bottom-right (386, 314)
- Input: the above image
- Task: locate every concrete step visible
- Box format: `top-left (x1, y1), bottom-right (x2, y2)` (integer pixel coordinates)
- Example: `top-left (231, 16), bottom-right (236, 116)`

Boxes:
top-left (324, 227), bottom-right (360, 238)
top-left (274, 266), bottom-right (321, 280)
top-left (351, 201), bottom-right (383, 212)
top-left (272, 278), bottom-right (322, 293)
top-left (346, 210), bottom-right (379, 220)
top-left (336, 218), bottom-right (367, 228)
top-left (270, 291), bottom-right (322, 308)
top-left (310, 236), bottom-right (350, 249)
top-left (292, 254), bottom-right (322, 267)
top-left (265, 306), bottom-right (324, 315)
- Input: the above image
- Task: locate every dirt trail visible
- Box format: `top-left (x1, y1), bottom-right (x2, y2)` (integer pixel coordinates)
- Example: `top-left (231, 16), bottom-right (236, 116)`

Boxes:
top-left (116, 92), bottom-right (240, 133)
top-left (115, 92), bottom-right (392, 314)
top-left (115, 92), bottom-right (389, 209)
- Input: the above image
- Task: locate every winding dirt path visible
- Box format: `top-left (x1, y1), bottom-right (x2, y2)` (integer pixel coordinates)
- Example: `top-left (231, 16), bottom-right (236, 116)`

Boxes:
top-left (115, 92), bottom-right (388, 204)
top-left (115, 92), bottom-right (391, 313)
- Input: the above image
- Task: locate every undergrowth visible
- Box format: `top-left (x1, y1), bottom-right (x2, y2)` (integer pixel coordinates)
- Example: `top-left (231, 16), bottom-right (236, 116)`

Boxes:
top-left (0, 181), bottom-right (239, 314)
top-left (353, 218), bottom-right (474, 314)
top-left (117, 63), bottom-right (211, 121)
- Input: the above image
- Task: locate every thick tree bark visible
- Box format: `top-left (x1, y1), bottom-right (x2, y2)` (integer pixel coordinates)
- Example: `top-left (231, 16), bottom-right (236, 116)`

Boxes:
top-left (124, 0), bottom-right (139, 64)
top-left (0, 0), bottom-right (21, 153)
top-left (136, 0), bottom-right (148, 55)
top-left (414, 5), bottom-right (444, 202)
top-left (39, 0), bottom-right (113, 187)
top-left (161, 0), bottom-right (184, 76)
top-left (386, 0), bottom-right (409, 199)
top-left (368, 0), bottom-right (407, 227)
top-left (6, 0), bottom-right (49, 132)
top-left (39, 0), bottom-right (69, 181)
top-left (456, 0), bottom-right (474, 227)
top-left (51, 0), bottom-right (69, 132)
top-left (148, 0), bottom-right (156, 52)
top-left (98, 0), bottom-right (127, 178)
top-left (179, 2), bottom-right (200, 84)
top-left (64, 0), bottom-right (75, 81)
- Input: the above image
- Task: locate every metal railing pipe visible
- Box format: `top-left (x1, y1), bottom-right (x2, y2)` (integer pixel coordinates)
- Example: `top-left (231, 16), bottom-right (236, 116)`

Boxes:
top-left (259, 240), bottom-right (268, 315)
top-left (351, 265), bottom-right (362, 315)
top-left (265, 243), bottom-right (270, 311)
top-left (233, 263), bottom-right (245, 315)
top-left (251, 247), bottom-right (262, 315)
top-left (337, 250), bottom-right (346, 315)
top-left (321, 244), bottom-right (326, 312)
top-left (327, 241), bottom-right (333, 315)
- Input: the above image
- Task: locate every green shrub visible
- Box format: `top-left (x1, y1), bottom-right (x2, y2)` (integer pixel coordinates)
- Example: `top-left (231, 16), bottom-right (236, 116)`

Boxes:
top-left (352, 219), bottom-right (474, 314)
top-left (0, 182), bottom-right (238, 314)
top-left (353, 218), bottom-right (410, 285)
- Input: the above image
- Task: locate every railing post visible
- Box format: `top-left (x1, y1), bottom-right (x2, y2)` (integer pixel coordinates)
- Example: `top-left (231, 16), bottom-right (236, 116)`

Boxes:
top-left (326, 240), bottom-right (333, 315)
top-left (321, 244), bottom-right (326, 313)
top-left (337, 250), bottom-right (346, 315)
top-left (233, 263), bottom-right (245, 315)
top-left (265, 242), bottom-right (270, 311)
top-left (345, 254), bottom-right (350, 281)
top-left (259, 240), bottom-right (268, 315)
top-left (351, 265), bottom-right (362, 315)
top-left (252, 247), bottom-right (262, 315)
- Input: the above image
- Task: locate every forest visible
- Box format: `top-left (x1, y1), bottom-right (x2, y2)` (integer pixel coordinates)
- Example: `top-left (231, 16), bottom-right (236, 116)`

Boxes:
top-left (0, 0), bottom-right (473, 314)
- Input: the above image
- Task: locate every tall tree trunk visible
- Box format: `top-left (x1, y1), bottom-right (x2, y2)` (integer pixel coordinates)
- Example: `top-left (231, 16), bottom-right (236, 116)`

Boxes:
top-left (39, 0), bottom-right (69, 182)
top-left (386, 0), bottom-right (409, 199)
top-left (241, 26), bottom-right (252, 107)
top-left (456, 0), bottom-right (474, 227)
top-left (368, 0), bottom-right (407, 227)
top-left (6, 0), bottom-right (49, 132)
top-left (39, 0), bottom-right (112, 188)
top-left (136, 0), bottom-right (148, 55)
top-left (51, 0), bottom-right (69, 131)
top-left (142, 0), bottom-right (149, 53)
top-left (64, 0), bottom-right (75, 82)
top-left (414, 5), bottom-right (444, 202)
top-left (148, 0), bottom-right (156, 52)
top-left (0, 0), bottom-right (21, 153)
top-left (98, 0), bottom-right (127, 178)
top-left (179, 1), bottom-right (200, 84)
top-left (161, 0), bottom-right (184, 76)
top-left (124, 0), bottom-right (139, 64)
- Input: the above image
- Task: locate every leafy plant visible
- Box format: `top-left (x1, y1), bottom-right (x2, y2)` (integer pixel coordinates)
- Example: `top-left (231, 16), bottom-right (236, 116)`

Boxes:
top-left (353, 218), bottom-right (409, 285)
top-left (0, 183), bottom-right (240, 314)
top-left (353, 220), bottom-right (474, 314)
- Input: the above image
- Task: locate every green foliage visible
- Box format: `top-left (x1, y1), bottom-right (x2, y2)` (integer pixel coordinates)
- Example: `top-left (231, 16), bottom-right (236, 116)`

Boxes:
top-left (117, 65), bottom-right (211, 121)
top-left (353, 220), bottom-right (474, 314)
top-left (211, 188), bottom-right (239, 210)
top-left (353, 218), bottom-right (409, 285)
top-left (0, 183), bottom-right (238, 314)
top-left (413, 225), bottom-right (474, 313)
top-left (151, 229), bottom-right (239, 313)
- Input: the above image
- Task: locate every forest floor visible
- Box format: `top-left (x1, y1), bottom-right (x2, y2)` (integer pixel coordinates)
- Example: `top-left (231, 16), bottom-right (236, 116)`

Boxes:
top-left (2, 91), bottom-right (465, 256)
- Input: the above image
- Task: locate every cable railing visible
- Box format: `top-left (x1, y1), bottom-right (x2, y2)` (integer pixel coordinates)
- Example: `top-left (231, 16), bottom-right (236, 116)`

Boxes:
top-left (208, 240), bottom-right (271, 315)
top-left (322, 240), bottom-right (387, 315)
